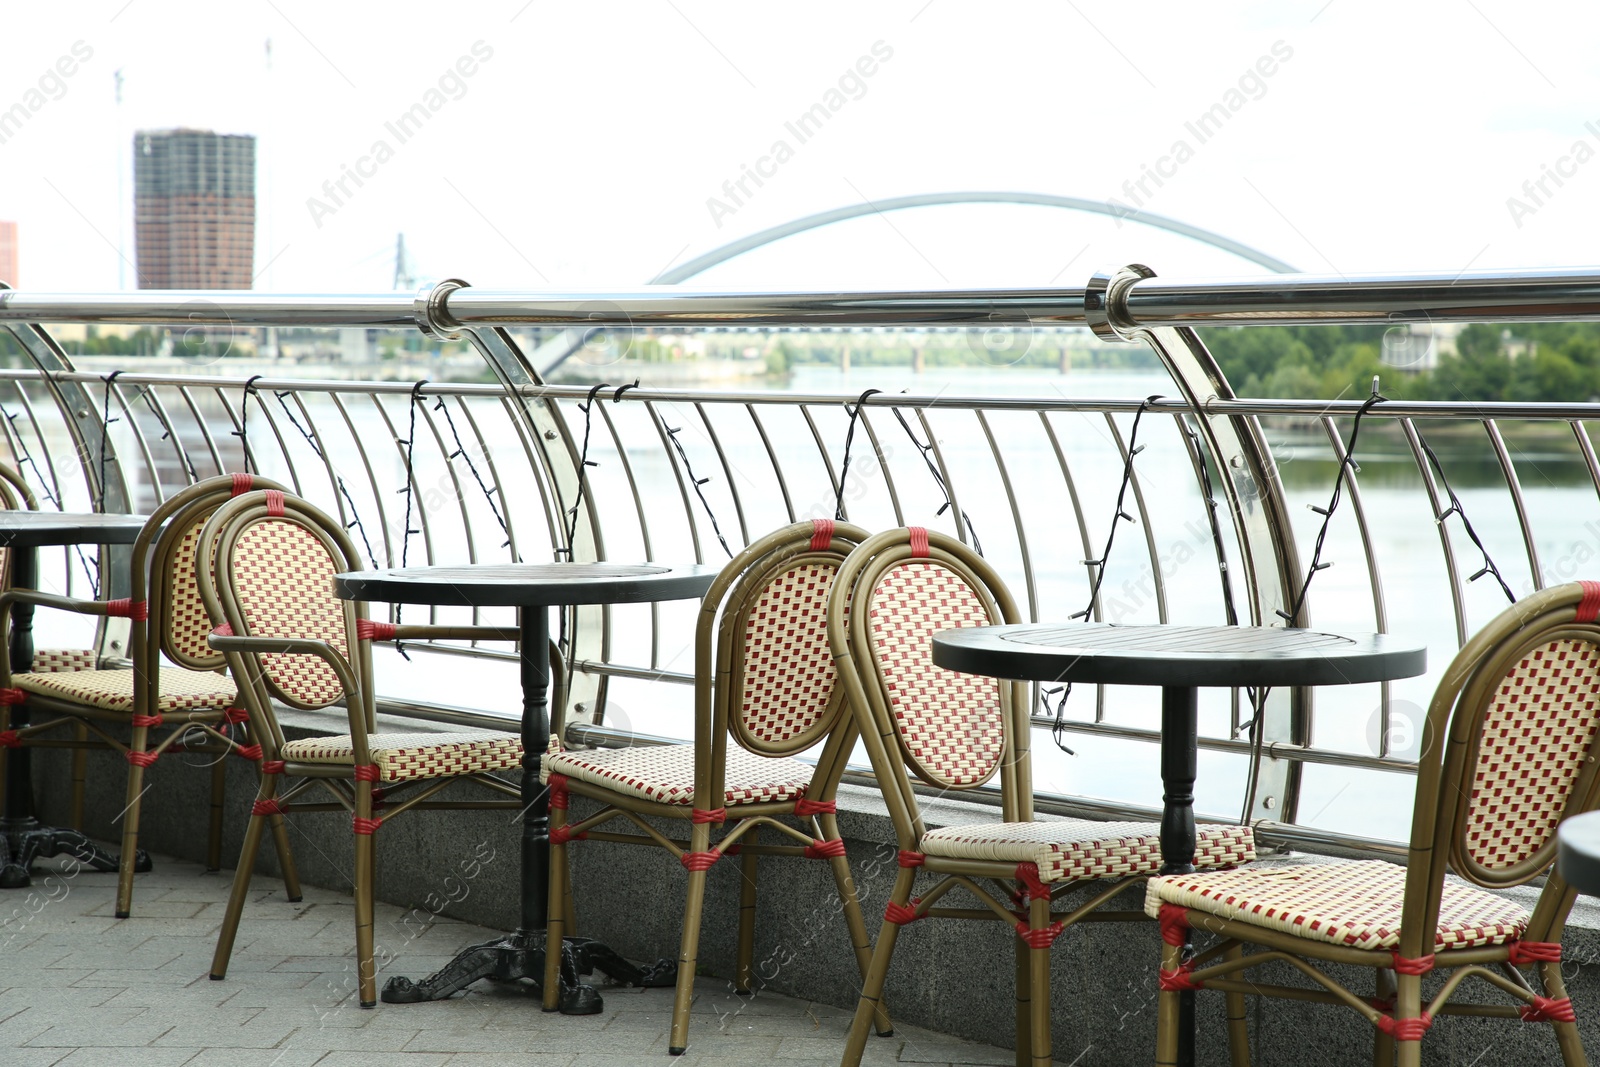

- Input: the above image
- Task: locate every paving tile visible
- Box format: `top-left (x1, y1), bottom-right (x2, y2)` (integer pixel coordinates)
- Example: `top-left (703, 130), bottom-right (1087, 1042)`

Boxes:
top-left (26, 1020), bottom-right (178, 1047)
top-left (283, 1024), bottom-right (423, 1051)
top-left (178, 1052), bottom-right (329, 1067)
top-left (51, 1050), bottom-right (200, 1067)
top-left (402, 1028), bottom-right (587, 1053)
top-left (317, 1055), bottom-right (451, 1067)
top-left (7, 1050), bottom-right (71, 1067)
top-left (154, 1016), bottom-right (303, 1049)
top-left (441, 1056), bottom-right (575, 1067)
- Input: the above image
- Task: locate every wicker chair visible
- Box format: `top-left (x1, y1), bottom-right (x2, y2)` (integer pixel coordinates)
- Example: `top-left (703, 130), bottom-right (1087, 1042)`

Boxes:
top-left (541, 518), bottom-right (889, 1054)
top-left (1149, 581), bottom-right (1600, 1067)
top-left (198, 488), bottom-right (524, 1008)
top-left (828, 527), bottom-right (1257, 1067)
top-left (0, 473), bottom-right (301, 917)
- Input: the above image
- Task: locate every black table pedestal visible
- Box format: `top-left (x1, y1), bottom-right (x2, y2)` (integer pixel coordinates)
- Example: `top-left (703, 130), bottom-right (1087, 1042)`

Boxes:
top-left (0, 543), bottom-right (147, 888)
top-left (1160, 685), bottom-right (1198, 1067)
top-left (379, 606), bottom-right (673, 1010)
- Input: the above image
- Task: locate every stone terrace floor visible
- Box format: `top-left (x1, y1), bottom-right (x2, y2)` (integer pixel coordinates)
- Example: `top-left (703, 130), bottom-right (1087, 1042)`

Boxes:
top-left (2, 852), bottom-right (1045, 1067)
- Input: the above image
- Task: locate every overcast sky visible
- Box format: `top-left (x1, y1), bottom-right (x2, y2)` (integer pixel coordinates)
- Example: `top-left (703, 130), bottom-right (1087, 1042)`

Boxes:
top-left (2, 1), bottom-right (1597, 294)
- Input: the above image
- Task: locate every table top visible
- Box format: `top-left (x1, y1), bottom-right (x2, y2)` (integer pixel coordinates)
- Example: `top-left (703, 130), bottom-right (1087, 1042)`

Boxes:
top-left (333, 562), bottom-right (721, 608)
top-left (932, 622), bottom-right (1426, 688)
top-left (0, 511), bottom-right (149, 547)
top-left (1559, 810), bottom-right (1600, 896)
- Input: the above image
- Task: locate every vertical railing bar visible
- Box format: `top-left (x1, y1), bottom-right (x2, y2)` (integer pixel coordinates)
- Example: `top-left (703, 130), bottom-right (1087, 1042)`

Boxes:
top-left (417, 399), bottom-right (480, 627)
top-left (11, 385), bottom-right (73, 597)
top-left (1172, 412), bottom-right (1243, 739)
top-left (106, 379), bottom-right (163, 506)
top-left (745, 404), bottom-right (796, 523)
top-left (694, 402), bottom-right (750, 547)
top-left (1572, 420), bottom-right (1600, 506)
top-left (975, 410), bottom-right (1037, 623)
top-left (1318, 414), bottom-right (1389, 753)
top-left (1038, 410), bottom-right (1105, 723)
top-left (1400, 417), bottom-right (1469, 647)
top-left (456, 397), bottom-right (521, 564)
top-left (371, 392), bottom-right (439, 624)
top-left (246, 392), bottom-right (303, 496)
top-left (177, 385), bottom-right (225, 476)
top-left (499, 394), bottom-right (562, 558)
top-left (139, 385), bottom-right (201, 487)
top-left (211, 385), bottom-right (261, 486)
top-left (913, 407), bottom-right (967, 544)
top-left (329, 392), bottom-right (395, 570)
top-left (800, 405), bottom-right (846, 521)
top-left (643, 400), bottom-right (704, 564)
top-left (286, 391), bottom-right (353, 528)
top-left (594, 401), bottom-right (661, 671)
top-left (855, 408), bottom-right (904, 527)
top-left (1104, 410), bottom-right (1168, 624)
top-left (1482, 417), bottom-right (1543, 592)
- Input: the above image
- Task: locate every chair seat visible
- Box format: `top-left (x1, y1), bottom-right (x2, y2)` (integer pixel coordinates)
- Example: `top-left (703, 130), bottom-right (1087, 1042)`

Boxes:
top-left (920, 819), bottom-right (1256, 883)
top-left (1145, 858), bottom-right (1531, 952)
top-left (16, 667), bottom-right (236, 712)
top-left (23, 648), bottom-right (97, 673)
top-left (282, 731), bottom-right (523, 783)
top-left (542, 743), bottom-right (814, 808)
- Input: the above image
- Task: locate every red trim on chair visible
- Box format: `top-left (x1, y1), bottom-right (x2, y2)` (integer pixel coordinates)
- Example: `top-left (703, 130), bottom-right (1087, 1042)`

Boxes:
top-left (549, 825), bottom-right (588, 845)
top-left (897, 850), bottom-right (925, 868)
top-left (1158, 962), bottom-right (1200, 991)
top-left (0, 730), bottom-right (21, 748)
top-left (1390, 952), bottom-right (1435, 975)
top-left (1521, 995), bottom-right (1577, 1023)
top-left (691, 807), bottom-right (726, 824)
top-left (1376, 1013), bottom-right (1433, 1041)
top-left (235, 744), bottom-right (263, 761)
top-left (264, 490), bottom-right (286, 516)
top-left (231, 473), bottom-right (254, 496)
top-left (884, 898), bottom-right (923, 925)
top-left (1368, 996), bottom-right (1396, 1013)
top-left (548, 774), bottom-right (570, 810)
top-left (223, 707), bottom-right (250, 725)
top-left (804, 838), bottom-right (847, 859)
top-left (0, 688), bottom-right (26, 705)
top-left (252, 798), bottom-right (287, 817)
top-left (106, 599), bottom-right (148, 621)
top-left (356, 619), bottom-right (397, 641)
top-left (793, 797), bottom-right (835, 817)
top-left (261, 760), bottom-right (286, 775)
top-left (680, 848), bottom-right (721, 871)
top-left (1158, 903), bottom-right (1190, 947)
top-left (1014, 920), bottom-right (1065, 949)
top-left (1509, 941), bottom-right (1563, 965)
top-left (908, 527), bottom-right (930, 558)
top-left (353, 763), bottom-right (381, 782)
top-left (352, 815), bottom-right (382, 835)
top-left (809, 518), bottom-right (834, 551)
top-left (126, 750), bottom-right (158, 767)
top-left (130, 713), bottom-right (163, 729)
top-left (1578, 580), bottom-right (1600, 623)
top-left (1015, 862), bottom-right (1053, 902)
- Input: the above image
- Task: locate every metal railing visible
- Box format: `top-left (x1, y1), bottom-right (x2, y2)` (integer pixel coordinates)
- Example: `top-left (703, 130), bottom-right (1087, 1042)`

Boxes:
top-left (5, 264), bottom-right (1600, 861)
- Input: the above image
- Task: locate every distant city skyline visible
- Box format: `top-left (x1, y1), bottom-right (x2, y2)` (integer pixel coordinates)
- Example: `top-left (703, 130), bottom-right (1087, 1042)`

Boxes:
top-left (133, 128), bottom-right (255, 289)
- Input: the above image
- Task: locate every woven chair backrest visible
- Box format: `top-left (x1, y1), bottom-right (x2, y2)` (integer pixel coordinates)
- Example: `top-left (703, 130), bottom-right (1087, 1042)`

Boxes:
top-left (1431, 584), bottom-right (1600, 892)
top-left (859, 531), bottom-right (1011, 790)
top-left (726, 532), bottom-right (853, 757)
top-left (222, 504), bottom-right (353, 709)
top-left (0, 463), bottom-right (20, 590)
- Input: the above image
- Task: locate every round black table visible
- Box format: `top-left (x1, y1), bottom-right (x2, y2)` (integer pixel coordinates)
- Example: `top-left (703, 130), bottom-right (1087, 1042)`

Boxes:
top-left (332, 561), bottom-right (720, 1013)
top-left (0, 511), bottom-right (150, 888)
top-left (931, 621), bottom-right (1426, 1067)
top-left (1558, 810), bottom-right (1600, 896)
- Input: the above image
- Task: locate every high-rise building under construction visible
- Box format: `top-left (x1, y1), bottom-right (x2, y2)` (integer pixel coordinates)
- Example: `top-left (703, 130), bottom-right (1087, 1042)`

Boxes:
top-left (133, 129), bottom-right (255, 289)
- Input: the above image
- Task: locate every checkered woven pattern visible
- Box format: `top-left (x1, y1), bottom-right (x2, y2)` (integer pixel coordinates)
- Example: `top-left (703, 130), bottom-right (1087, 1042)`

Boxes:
top-left (230, 519), bottom-right (349, 707)
top-left (738, 561), bottom-right (838, 748)
top-left (867, 560), bottom-right (1005, 787)
top-left (166, 516), bottom-right (222, 665)
top-left (281, 731), bottom-right (523, 783)
top-left (22, 648), bottom-right (97, 673)
top-left (921, 819), bottom-right (1256, 882)
top-left (1464, 638), bottom-right (1600, 870)
top-left (1145, 859), bottom-right (1530, 951)
top-left (15, 667), bottom-right (236, 712)
top-left (542, 742), bottom-right (814, 807)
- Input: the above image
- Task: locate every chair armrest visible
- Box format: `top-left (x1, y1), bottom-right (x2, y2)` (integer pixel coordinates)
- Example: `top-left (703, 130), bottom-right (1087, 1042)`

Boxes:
top-left (384, 624), bottom-right (521, 642)
top-left (209, 634), bottom-right (363, 706)
top-left (0, 589), bottom-right (142, 618)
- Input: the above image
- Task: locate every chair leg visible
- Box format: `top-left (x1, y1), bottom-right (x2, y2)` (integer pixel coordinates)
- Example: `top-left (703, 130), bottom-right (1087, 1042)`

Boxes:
top-left (842, 867), bottom-right (914, 1067)
top-left (1373, 967), bottom-right (1395, 1067)
top-left (542, 802), bottom-right (569, 1012)
top-left (1541, 960), bottom-right (1588, 1067)
top-left (1014, 933), bottom-right (1031, 1067)
top-left (1026, 895), bottom-right (1052, 1067)
top-left (1156, 936), bottom-right (1184, 1067)
top-left (353, 780), bottom-right (378, 1008)
top-left (268, 812), bottom-right (303, 902)
top-left (114, 724), bottom-right (152, 918)
top-left (210, 794), bottom-right (272, 980)
top-left (735, 827), bottom-right (758, 996)
top-left (1223, 943), bottom-right (1250, 1067)
top-left (70, 722), bottom-right (88, 830)
top-left (819, 813), bottom-right (891, 1036)
top-left (1394, 973), bottom-right (1423, 1067)
top-left (206, 758), bottom-right (226, 871)
top-left (669, 823), bottom-right (714, 1055)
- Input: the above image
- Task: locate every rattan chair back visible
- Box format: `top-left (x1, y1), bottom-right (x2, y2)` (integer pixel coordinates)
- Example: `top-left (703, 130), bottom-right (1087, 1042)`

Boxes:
top-left (0, 460), bottom-right (38, 590)
top-left (1403, 581), bottom-right (1600, 959)
top-left (828, 526), bottom-right (1028, 846)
